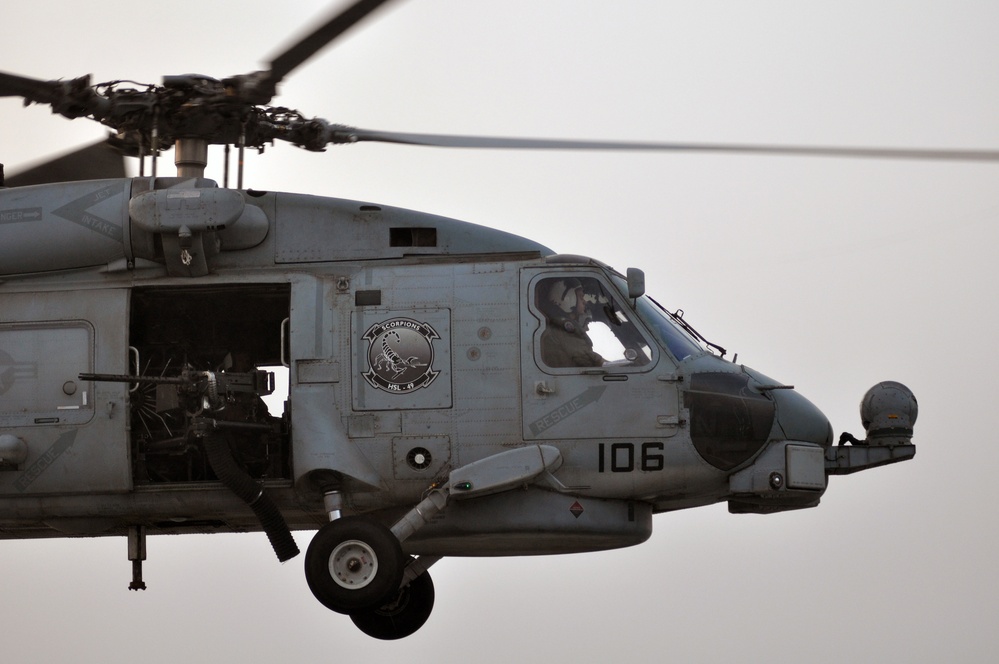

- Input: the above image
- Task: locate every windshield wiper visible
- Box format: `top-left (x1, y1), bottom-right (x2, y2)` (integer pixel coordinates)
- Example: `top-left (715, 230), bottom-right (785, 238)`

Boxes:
top-left (647, 296), bottom-right (727, 358)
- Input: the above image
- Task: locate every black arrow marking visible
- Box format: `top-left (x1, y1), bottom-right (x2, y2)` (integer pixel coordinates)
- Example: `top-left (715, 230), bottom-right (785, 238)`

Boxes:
top-left (51, 183), bottom-right (123, 241)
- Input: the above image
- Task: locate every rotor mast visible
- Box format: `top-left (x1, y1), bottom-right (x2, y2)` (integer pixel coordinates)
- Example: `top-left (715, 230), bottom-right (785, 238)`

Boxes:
top-left (174, 138), bottom-right (209, 179)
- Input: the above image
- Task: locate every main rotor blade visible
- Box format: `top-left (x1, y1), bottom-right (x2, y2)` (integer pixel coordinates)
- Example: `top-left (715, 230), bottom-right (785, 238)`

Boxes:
top-left (345, 128), bottom-right (999, 162)
top-left (0, 71), bottom-right (62, 104)
top-left (5, 139), bottom-right (126, 187)
top-left (266, 0), bottom-right (397, 91)
top-left (0, 71), bottom-right (108, 119)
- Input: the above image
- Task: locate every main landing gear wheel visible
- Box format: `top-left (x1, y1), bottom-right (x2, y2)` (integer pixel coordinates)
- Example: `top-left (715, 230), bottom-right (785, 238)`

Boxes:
top-left (350, 563), bottom-right (435, 640)
top-left (305, 516), bottom-right (404, 614)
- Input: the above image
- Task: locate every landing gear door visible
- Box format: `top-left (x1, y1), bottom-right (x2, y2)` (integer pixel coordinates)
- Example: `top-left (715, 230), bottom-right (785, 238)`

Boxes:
top-left (520, 269), bottom-right (679, 441)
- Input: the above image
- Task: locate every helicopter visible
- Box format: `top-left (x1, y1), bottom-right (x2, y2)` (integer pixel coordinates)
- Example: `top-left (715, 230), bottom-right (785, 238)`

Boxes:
top-left (6, 0), bottom-right (986, 642)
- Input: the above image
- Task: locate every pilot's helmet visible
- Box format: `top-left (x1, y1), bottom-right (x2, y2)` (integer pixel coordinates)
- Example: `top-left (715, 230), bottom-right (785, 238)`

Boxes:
top-left (547, 278), bottom-right (584, 313)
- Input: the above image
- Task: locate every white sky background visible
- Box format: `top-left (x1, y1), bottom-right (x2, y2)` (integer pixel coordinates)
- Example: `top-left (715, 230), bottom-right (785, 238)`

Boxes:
top-left (3, 1), bottom-right (999, 661)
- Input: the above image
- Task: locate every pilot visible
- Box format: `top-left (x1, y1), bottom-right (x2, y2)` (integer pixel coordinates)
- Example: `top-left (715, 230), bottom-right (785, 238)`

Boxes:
top-left (539, 278), bottom-right (605, 368)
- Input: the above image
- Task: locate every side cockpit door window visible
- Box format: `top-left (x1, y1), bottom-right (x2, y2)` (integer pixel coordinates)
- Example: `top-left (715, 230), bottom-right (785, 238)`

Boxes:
top-left (534, 276), bottom-right (653, 371)
top-left (522, 270), bottom-right (678, 442)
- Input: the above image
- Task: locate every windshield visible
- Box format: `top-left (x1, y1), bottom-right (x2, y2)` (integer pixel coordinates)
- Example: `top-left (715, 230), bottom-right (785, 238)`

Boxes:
top-left (635, 296), bottom-right (707, 361)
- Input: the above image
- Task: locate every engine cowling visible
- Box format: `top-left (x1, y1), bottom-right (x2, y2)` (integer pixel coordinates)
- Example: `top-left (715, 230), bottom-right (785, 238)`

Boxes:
top-left (0, 177), bottom-right (269, 278)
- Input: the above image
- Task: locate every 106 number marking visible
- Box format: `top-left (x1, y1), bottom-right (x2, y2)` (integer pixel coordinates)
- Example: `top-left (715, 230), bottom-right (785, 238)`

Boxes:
top-left (598, 442), bottom-right (664, 473)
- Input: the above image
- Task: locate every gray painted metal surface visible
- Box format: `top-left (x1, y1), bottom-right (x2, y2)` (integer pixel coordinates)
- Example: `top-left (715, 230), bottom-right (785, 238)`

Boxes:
top-left (0, 174), bottom-right (915, 638)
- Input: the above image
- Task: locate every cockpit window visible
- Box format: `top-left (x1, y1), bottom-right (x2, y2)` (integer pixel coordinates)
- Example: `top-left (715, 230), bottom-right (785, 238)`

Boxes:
top-left (635, 296), bottom-right (705, 361)
top-left (536, 276), bottom-right (652, 368)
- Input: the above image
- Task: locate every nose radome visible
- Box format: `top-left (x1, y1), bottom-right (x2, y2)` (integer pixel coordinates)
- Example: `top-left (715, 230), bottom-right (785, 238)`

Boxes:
top-left (771, 387), bottom-right (833, 447)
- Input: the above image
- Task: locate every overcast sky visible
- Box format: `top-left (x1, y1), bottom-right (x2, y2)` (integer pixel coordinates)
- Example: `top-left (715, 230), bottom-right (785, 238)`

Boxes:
top-left (3, 1), bottom-right (998, 662)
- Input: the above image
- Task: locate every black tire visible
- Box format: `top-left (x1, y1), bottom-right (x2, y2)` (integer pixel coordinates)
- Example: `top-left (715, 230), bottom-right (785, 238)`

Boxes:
top-left (304, 516), bottom-right (405, 614)
top-left (350, 566), bottom-right (435, 640)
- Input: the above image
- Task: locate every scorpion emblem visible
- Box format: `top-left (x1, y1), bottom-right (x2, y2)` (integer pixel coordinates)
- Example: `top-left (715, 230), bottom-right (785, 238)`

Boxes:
top-left (362, 318), bottom-right (440, 394)
top-left (374, 331), bottom-right (427, 379)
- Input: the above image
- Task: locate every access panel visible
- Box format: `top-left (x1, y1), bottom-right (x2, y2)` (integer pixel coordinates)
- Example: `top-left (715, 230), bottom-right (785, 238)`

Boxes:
top-left (0, 289), bottom-right (130, 494)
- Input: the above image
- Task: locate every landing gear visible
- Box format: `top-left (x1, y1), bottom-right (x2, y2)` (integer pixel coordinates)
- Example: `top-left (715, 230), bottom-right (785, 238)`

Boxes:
top-left (304, 446), bottom-right (564, 638)
top-left (304, 516), bottom-right (405, 614)
top-left (350, 562), bottom-right (435, 640)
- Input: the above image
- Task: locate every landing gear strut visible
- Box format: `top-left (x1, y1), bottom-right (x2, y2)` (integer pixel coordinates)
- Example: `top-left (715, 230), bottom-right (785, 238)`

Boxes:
top-left (303, 445), bottom-right (563, 638)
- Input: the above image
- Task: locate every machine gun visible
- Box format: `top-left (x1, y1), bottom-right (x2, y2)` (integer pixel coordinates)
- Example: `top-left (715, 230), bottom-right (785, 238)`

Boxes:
top-left (80, 365), bottom-right (298, 570)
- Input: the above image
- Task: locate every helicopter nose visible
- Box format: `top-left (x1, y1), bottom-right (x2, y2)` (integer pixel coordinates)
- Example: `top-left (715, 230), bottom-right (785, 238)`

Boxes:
top-left (770, 387), bottom-right (833, 447)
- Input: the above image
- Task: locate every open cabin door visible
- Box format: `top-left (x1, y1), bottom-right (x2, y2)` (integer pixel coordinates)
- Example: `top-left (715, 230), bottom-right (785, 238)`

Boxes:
top-left (125, 284), bottom-right (292, 486)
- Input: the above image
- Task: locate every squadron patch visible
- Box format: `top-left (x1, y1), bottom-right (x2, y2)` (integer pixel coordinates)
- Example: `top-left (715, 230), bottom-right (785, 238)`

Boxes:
top-left (362, 318), bottom-right (440, 393)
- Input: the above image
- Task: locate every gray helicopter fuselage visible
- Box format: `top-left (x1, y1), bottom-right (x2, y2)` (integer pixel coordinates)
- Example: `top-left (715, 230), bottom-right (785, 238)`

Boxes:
top-left (0, 177), bottom-right (845, 556)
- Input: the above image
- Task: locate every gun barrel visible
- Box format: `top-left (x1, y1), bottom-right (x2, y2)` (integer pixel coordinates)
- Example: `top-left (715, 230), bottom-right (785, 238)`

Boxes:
top-left (78, 373), bottom-right (191, 385)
